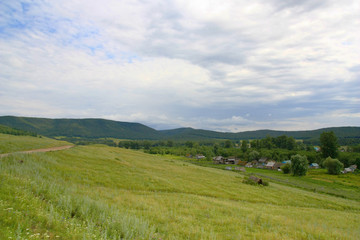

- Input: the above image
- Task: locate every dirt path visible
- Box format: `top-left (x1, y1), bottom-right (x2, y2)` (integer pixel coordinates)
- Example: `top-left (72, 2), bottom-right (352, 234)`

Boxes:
top-left (0, 145), bottom-right (74, 158)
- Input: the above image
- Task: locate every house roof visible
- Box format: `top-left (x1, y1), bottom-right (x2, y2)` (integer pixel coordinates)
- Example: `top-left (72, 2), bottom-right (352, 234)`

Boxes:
top-left (266, 161), bottom-right (276, 167)
top-left (349, 165), bottom-right (357, 170)
top-left (273, 162), bottom-right (284, 168)
top-left (259, 157), bottom-right (267, 163)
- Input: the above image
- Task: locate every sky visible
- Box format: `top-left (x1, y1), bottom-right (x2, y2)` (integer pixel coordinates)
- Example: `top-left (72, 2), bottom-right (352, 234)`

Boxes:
top-left (0, 0), bottom-right (359, 132)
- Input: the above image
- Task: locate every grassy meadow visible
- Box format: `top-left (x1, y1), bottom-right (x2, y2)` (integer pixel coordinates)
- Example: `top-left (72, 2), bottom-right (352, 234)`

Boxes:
top-left (1, 137), bottom-right (360, 239)
top-left (184, 158), bottom-right (360, 202)
top-left (0, 134), bottom-right (71, 154)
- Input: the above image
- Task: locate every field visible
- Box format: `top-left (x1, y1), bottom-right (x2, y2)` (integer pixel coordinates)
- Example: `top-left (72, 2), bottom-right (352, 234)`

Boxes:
top-left (0, 134), bottom-right (71, 154)
top-left (1, 136), bottom-right (360, 239)
top-left (184, 158), bottom-right (360, 202)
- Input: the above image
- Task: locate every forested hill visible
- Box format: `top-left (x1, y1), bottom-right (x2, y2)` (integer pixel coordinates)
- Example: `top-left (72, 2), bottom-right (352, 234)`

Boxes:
top-left (160, 127), bottom-right (360, 144)
top-left (0, 116), bottom-right (159, 140)
top-left (0, 116), bottom-right (359, 144)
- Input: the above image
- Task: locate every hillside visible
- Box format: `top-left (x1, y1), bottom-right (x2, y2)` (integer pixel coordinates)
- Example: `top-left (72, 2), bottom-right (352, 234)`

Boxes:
top-left (0, 116), bottom-right (359, 144)
top-left (0, 133), bottom-right (71, 154)
top-left (1, 139), bottom-right (359, 239)
top-left (0, 116), bottom-right (160, 139)
top-left (162, 127), bottom-right (360, 144)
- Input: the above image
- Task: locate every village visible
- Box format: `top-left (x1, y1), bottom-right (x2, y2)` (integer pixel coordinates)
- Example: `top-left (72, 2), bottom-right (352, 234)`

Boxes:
top-left (200, 155), bottom-right (358, 174)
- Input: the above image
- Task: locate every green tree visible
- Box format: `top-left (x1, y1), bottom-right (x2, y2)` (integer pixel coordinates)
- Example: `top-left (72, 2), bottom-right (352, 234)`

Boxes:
top-left (286, 137), bottom-right (296, 150)
top-left (290, 154), bottom-right (308, 176)
top-left (323, 157), bottom-right (343, 175)
top-left (185, 141), bottom-right (194, 148)
top-left (213, 144), bottom-right (219, 155)
top-left (224, 140), bottom-right (233, 148)
top-left (241, 140), bottom-right (248, 152)
top-left (320, 131), bottom-right (338, 158)
top-left (166, 140), bottom-right (174, 147)
top-left (281, 163), bottom-right (291, 174)
top-left (249, 150), bottom-right (260, 161)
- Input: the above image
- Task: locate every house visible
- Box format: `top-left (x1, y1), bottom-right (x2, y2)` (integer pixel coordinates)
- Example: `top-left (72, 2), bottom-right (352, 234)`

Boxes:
top-left (266, 161), bottom-right (276, 169)
top-left (309, 163), bottom-right (319, 169)
top-left (282, 160), bottom-right (291, 164)
top-left (258, 157), bottom-right (268, 165)
top-left (314, 147), bottom-right (321, 152)
top-left (245, 162), bottom-right (253, 168)
top-left (237, 160), bottom-right (247, 166)
top-left (225, 166), bottom-right (233, 170)
top-left (213, 156), bottom-right (225, 164)
top-left (196, 154), bottom-right (206, 160)
top-left (349, 165), bottom-right (357, 171)
top-left (226, 156), bottom-right (236, 164)
top-left (343, 168), bottom-right (353, 174)
top-left (273, 162), bottom-right (284, 171)
top-left (343, 165), bottom-right (357, 173)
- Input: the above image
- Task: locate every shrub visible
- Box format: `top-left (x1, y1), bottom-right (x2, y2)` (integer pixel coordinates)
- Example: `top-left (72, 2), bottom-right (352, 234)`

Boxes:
top-left (290, 154), bottom-right (308, 176)
top-left (281, 163), bottom-right (291, 174)
top-left (242, 176), bottom-right (269, 186)
top-left (323, 157), bottom-right (343, 175)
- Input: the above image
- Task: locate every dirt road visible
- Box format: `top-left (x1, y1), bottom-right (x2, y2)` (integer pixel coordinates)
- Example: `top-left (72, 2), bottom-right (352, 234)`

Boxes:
top-left (0, 145), bottom-right (74, 158)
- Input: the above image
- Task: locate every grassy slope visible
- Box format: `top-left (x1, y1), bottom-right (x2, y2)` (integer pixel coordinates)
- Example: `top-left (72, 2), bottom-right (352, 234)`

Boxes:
top-left (185, 159), bottom-right (360, 202)
top-left (1, 143), bottom-right (359, 239)
top-left (0, 133), bottom-right (71, 154)
top-left (244, 167), bottom-right (360, 201)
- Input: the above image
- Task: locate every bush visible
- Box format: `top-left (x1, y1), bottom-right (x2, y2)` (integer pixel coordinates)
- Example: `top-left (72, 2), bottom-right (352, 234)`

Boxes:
top-left (242, 176), bottom-right (269, 186)
top-left (290, 154), bottom-right (308, 176)
top-left (281, 163), bottom-right (291, 174)
top-left (323, 157), bottom-right (343, 175)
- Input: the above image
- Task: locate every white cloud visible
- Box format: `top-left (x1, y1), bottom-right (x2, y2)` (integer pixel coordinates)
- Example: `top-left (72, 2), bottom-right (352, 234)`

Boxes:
top-left (0, 0), bottom-right (359, 132)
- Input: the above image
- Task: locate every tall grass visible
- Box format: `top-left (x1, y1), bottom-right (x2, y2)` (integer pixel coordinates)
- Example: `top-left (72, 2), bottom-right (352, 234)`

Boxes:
top-left (1, 145), bottom-right (360, 239)
top-left (0, 153), bottom-right (157, 239)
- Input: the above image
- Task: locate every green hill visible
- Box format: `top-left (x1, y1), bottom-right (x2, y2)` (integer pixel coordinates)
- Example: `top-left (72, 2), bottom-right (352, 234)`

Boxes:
top-left (0, 116), bottom-right (160, 140)
top-left (160, 127), bottom-right (360, 144)
top-left (1, 141), bottom-right (359, 239)
top-left (0, 116), bottom-right (359, 144)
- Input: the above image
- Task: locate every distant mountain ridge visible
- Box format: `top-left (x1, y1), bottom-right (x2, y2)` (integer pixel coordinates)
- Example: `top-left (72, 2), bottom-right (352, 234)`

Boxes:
top-left (0, 116), bottom-right (359, 144)
top-left (0, 116), bottom-right (159, 140)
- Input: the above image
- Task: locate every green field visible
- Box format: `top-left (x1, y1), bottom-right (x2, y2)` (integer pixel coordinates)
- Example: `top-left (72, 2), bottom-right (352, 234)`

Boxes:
top-left (1, 137), bottom-right (360, 239)
top-left (184, 159), bottom-right (360, 202)
top-left (0, 134), bottom-right (71, 154)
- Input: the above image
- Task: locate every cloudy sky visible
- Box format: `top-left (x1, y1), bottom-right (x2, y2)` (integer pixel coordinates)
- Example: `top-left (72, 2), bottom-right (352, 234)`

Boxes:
top-left (1, 0), bottom-right (359, 132)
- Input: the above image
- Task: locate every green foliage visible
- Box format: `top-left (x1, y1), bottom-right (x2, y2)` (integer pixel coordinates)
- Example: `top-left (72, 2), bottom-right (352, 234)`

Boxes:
top-left (224, 139), bottom-right (233, 148)
top-left (320, 131), bottom-right (338, 158)
top-left (185, 141), bottom-right (194, 148)
top-left (241, 140), bottom-right (248, 152)
top-left (0, 124), bottom-right (37, 137)
top-left (0, 116), bottom-right (160, 139)
top-left (323, 157), bottom-right (344, 175)
top-left (249, 150), bottom-right (260, 161)
top-left (281, 163), bottom-right (291, 174)
top-left (290, 154), bottom-right (308, 176)
top-left (352, 144), bottom-right (360, 153)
